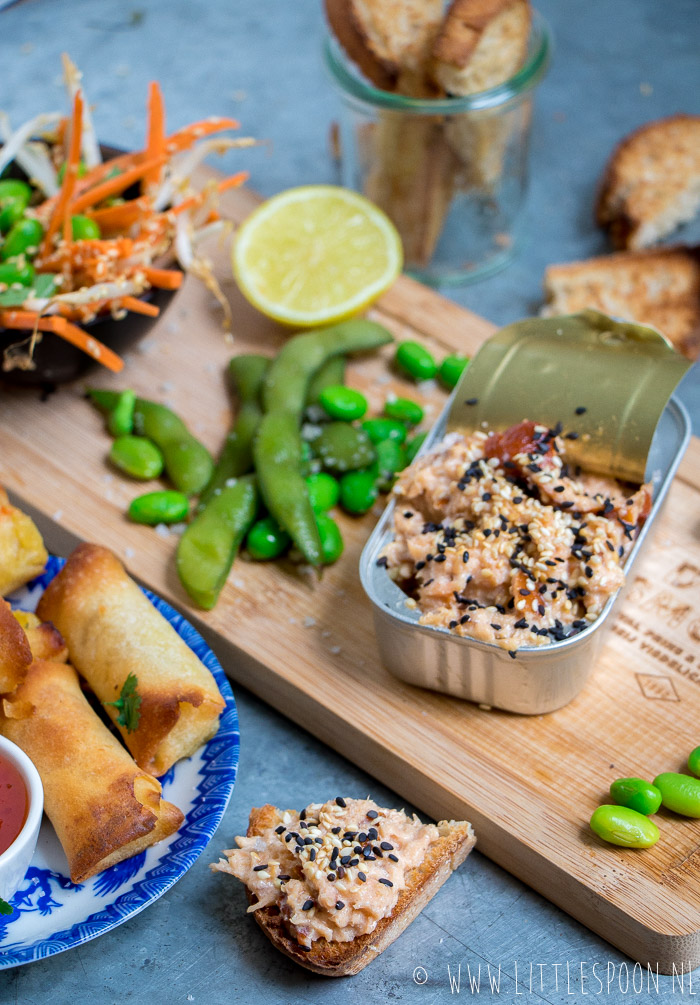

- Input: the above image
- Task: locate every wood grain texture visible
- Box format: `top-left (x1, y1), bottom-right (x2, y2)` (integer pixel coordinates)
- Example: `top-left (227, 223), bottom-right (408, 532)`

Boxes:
top-left (1, 181), bottom-right (699, 972)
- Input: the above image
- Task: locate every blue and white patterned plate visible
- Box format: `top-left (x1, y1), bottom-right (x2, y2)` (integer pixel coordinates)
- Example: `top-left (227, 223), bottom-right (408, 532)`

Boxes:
top-left (0, 555), bottom-right (239, 969)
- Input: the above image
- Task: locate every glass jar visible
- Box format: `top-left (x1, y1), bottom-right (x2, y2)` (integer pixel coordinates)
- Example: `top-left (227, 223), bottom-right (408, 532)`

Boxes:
top-left (324, 11), bottom-right (551, 286)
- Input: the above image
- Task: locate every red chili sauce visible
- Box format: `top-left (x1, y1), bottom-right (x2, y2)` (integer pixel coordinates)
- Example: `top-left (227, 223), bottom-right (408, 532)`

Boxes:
top-left (0, 755), bottom-right (28, 855)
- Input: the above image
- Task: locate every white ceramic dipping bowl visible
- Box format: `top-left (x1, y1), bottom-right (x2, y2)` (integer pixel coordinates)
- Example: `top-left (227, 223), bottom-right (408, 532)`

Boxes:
top-left (0, 735), bottom-right (43, 905)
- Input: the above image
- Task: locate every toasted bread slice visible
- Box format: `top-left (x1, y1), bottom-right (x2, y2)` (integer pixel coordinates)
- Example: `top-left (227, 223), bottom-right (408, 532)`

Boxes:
top-left (240, 803), bottom-right (475, 977)
top-left (542, 245), bottom-right (700, 361)
top-left (349, 0), bottom-right (445, 78)
top-left (324, 0), bottom-right (397, 90)
top-left (596, 115), bottom-right (700, 250)
top-left (432, 0), bottom-right (531, 95)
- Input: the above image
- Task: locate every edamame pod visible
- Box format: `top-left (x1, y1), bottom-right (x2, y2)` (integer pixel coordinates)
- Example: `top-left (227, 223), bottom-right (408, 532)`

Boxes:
top-left (109, 435), bottom-right (164, 480)
top-left (262, 319), bottom-right (393, 419)
top-left (374, 438), bottom-right (406, 491)
top-left (589, 805), bottom-right (660, 848)
top-left (255, 320), bottom-right (392, 566)
top-left (610, 778), bottom-right (662, 816)
top-left (108, 389), bottom-right (136, 436)
top-left (133, 397), bottom-right (214, 496)
top-left (177, 475), bottom-right (259, 609)
top-left (653, 772), bottom-right (700, 817)
top-left (313, 422), bottom-right (376, 474)
top-left (254, 410), bottom-right (324, 566)
top-left (199, 354), bottom-right (269, 508)
top-left (689, 746), bottom-right (700, 778)
top-left (128, 490), bottom-right (189, 525)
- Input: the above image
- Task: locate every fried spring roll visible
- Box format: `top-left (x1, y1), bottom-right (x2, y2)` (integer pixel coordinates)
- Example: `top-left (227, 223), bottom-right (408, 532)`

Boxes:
top-left (0, 660), bottom-right (184, 883)
top-left (0, 599), bottom-right (32, 694)
top-left (37, 543), bottom-right (225, 776)
top-left (12, 610), bottom-right (69, 663)
top-left (0, 487), bottom-right (48, 596)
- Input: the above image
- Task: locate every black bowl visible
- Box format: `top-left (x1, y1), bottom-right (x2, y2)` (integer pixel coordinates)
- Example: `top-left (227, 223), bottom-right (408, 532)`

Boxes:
top-left (0, 145), bottom-right (180, 387)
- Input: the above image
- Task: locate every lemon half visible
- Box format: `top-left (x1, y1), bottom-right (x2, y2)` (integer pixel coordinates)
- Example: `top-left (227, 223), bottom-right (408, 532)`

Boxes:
top-left (232, 185), bottom-right (403, 327)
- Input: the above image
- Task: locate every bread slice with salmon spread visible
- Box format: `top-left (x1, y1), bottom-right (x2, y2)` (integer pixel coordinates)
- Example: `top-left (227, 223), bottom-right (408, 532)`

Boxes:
top-left (211, 798), bottom-right (476, 976)
top-left (596, 115), bottom-right (700, 250)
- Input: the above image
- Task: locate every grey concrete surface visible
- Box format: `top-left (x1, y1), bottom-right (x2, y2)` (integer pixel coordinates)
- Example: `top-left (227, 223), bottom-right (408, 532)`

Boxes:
top-left (1, 1), bottom-right (699, 1001)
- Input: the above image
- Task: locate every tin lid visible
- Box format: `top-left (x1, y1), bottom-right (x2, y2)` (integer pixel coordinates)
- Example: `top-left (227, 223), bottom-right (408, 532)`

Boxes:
top-left (448, 310), bottom-right (691, 483)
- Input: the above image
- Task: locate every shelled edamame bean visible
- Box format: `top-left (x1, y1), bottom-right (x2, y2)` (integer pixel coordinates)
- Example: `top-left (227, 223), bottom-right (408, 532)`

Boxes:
top-left (128, 490), bottom-right (189, 525)
top-left (609, 777), bottom-right (661, 816)
top-left (109, 435), bottom-right (164, 480)
top-left (589, 805), bottom-right (660, 848)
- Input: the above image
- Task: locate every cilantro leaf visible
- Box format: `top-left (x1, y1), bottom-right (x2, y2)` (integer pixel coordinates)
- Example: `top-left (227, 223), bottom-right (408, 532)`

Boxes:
top-left (0, 287), bottom-right (31, 307)
top-left (33, 273), bottom-right (58, 299)
top-left (103, 672), bottom-right (142, 733)
top-left (0, 898), bottom-right (13, 916)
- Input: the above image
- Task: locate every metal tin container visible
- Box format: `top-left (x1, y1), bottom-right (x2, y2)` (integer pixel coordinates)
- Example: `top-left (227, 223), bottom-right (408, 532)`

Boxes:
top-left (360, 395), bottom-right (691, 714)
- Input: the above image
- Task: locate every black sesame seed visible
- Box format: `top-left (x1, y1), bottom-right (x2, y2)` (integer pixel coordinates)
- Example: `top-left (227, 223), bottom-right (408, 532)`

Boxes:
top-left (460, 614), bottom-right (470, 624)
top-left (358, 871), bottom-right (366, 882)
top-left (331, 826), bottom-right (341, 834)
top-left (367, 828), bottom-right (378, 840)
top-left (335, 901), bottom-right (345, 910)
top-left (483, 528), bottom-right (492, 537)
top-left (449, 620), bottom-right (458, 629)
top-left (358, 832), bottom-right (367, 843)
top-left (253, 864), bottom-right (268, 872)
top-left (378, 877), bottom-right (393, 887)
top-left (565, 432), bottom-right (579, 440)
top-left (336, 867), bottom-right (345, 878)
top-left (554, 485), bottom-right (565, 493)
top-left (367, 810), bottom-right (378, 820)
top-left (490, 623), bottom-right (502, 631)
top-left (434, 553), bottom-right (447, 563)
top-left (519, 588), bottom-right (530, 596)
top-left (275, 825), bottom-right (285, 834)
top-left (388, 853), bottom-right (399, 862)
top-left (304, 837), bottom-right (313, 845)
top-left (302, 899), bottom-right (314, 911)
top-left (415, 560), bottom-right (426, 571)
top-left (380, 841), bottom-right (394, 851)
top-left (465, 398), bottom-right (479, 406)
top-left (514, 618), bottom-right (528, 629)
top-left (335, 797), bottom-right (346, 808)
top-left (327, 873), bottom-right (336, 881)
top-left (482, 492), bottom-right (492, 501)
top-left (537, 604), bottom-right (545, 616)
top-left (560, 501), bottom-right (574, 508)
top-left (278, 875), bottom-right (290, 882)
top-left (462, 551), bottom-right (469, 562)
top-left (285, 834), bottom-right (294, 843)
top-left (375, 556), bottom-right (388, 568)
top-left (585, 566), bottom-right (593, 578)
top-left (403, 511), bottom-right (414, 518)
top-left (300, 808), bottom-right (307, 820)
top-left (309, 848), bottom-right (316, 862)
top-left (298, 944), bottom-right (311, 952)
top-left (513, 496), bottom-right (523, 504)
top-left (349, 858), bottom-right (359, 867)
top-left (508, 650), bottom-right (517, 659)
top-left (575, 406), bottom-right (587, 415)
top-left (606, 540), bottom-right (614, 551)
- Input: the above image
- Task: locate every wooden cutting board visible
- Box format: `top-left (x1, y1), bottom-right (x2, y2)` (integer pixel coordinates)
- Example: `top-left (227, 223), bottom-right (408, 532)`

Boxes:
top-left (2, 182), bottom-right (700, 973)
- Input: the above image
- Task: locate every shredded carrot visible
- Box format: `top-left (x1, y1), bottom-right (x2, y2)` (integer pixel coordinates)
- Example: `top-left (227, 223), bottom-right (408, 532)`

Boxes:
top-left (143, 81), bottom-right (165, 192)
top-left (70, 155), bottom-right (167, 214)
top-left (165, 117), bottom-right (239, 154)
top-left (41, 90), bottom-right (84, 257)
top-left (86, 198), bottom-right (152, 232)
top-left (140, 266), bottom-right (184, 290)
top-left (170, 171), bottom-right (249, 216)
top-left (0, 310), bottom-right (124, 372)
top-left (120, 295), bottom-right (160, 317)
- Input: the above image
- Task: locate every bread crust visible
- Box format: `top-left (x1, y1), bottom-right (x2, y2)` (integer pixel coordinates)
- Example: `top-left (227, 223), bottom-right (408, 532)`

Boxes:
top-left (596, 115), bottom-right (700, 250)
top-left (542, 244), bottom-right (700, 361)
top-left (244, 804), bottom-right (475, 976)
